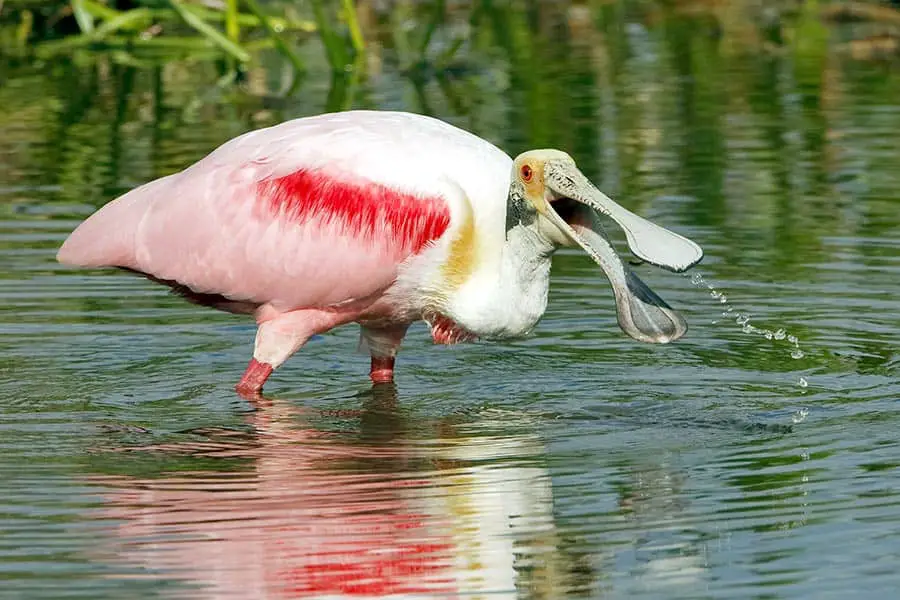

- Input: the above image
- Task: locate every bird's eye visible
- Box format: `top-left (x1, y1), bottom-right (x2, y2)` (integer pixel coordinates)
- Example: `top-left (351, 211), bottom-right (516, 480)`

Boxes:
top-left (521, 164), bottom-right (533, 182)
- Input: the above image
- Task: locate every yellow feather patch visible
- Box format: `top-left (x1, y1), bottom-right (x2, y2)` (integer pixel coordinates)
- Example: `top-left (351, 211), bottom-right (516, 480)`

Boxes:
top-left (440, 193), bottom-right (478, 292)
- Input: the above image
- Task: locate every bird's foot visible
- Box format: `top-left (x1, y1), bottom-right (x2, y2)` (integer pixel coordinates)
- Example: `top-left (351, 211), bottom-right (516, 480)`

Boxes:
top-left (236, 358), bottom-right (273, 398)
top-left (369, 356), bottom-right (395, 384)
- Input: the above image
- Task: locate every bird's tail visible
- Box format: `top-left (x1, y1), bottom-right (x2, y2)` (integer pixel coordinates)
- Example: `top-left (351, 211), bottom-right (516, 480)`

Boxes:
top-left (57, 175), bottom-right (176, 269)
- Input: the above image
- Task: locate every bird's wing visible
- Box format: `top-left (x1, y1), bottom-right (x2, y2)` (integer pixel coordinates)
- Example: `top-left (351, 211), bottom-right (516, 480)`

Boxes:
top-left (57, 112), bottom-right (509, 311)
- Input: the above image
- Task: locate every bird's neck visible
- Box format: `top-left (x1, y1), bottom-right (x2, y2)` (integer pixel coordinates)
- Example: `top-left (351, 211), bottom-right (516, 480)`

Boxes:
top-left (441, 219), bottom-right (555, 339)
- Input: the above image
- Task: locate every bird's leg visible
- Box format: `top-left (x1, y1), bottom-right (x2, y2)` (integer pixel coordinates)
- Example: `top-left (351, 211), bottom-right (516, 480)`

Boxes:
top-left (370, 356), bottom-right (395, 383)
top-left (237, 320), bottom-right (308, 397)
top-left (236, 308), bottom-right (352, 397)
top-left (237, 359), bottom-right (274, 397)
top-left (359, 324), bottom-right (409, 384)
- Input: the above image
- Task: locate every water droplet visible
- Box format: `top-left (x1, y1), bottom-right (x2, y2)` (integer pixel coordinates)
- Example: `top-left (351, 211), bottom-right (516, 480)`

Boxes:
top-left (791, 349), bottom-right (805, 359)
top-left (774, 329), bottom-right (786, 340)
top-left (764, 331), bottom-right (774, 340)
top-left (787, 334), bottom-right (798, 345)
top-left (710, 290), bottom-right (721, 299)
top-left (719, 295), bottom-right (727, 303)
top-left (742, 324), bottom-right (755, 334)
top-left (711, 320), bottom-right (719, 324)
top-left (792, 407), bottom-right (809, 424)
top-left (735, 314), bottom-right (750, 325)
top-left (799, 377), bottom-right (808, 388)
top-left (691, 273), bottom-right (703, 285)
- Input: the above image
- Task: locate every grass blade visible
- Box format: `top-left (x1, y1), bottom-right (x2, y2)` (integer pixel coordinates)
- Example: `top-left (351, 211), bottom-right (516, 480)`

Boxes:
top-left (418, 0), bottom-right (444, 55)
top-left (79, 0), bottom-right (120, 21)
top-left (169, 0), bottom-right (250, 62)
top-left (310, 0), bottom-right (348, 71)
top-left (242, 0), bottom-right (306, 73)
top-left (225, 0), bottom-right (239, 43)
top-left (340, 0), bottom-right (365, 54)
top-left (71, 0), bottom-right (95, 34)
top-left (92, 8), bottom-right (152, 39)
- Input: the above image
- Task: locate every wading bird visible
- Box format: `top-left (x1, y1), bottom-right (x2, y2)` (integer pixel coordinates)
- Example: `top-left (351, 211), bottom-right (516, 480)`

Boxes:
top-left (58, 111), bottom-right (703, 397)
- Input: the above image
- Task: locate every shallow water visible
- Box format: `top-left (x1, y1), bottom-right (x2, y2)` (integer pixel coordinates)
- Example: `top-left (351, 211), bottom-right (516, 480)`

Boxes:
top-left (3, 4), bottom-right (900, 599)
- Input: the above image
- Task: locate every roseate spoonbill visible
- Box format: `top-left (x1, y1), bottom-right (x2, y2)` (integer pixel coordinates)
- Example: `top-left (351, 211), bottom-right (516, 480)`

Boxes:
top-left (57, 110), bottom-right (702, 396)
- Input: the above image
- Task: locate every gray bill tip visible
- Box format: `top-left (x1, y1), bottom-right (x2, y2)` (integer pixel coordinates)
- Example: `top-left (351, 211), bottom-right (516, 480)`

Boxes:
top-left (615, 269), bottom-right (689, 344)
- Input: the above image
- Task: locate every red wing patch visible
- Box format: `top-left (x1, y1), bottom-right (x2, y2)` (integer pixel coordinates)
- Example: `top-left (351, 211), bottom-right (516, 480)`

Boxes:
top-left (257, 169), bottom-right (451, 254)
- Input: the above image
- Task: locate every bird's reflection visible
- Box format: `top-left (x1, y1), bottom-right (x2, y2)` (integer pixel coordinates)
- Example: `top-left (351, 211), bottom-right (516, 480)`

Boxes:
top-left (89, 386), bottom-right (592, 599)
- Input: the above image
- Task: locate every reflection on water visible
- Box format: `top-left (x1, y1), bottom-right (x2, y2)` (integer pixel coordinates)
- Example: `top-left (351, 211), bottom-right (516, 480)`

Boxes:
top-left (89, 389), bottom-right (590, 599)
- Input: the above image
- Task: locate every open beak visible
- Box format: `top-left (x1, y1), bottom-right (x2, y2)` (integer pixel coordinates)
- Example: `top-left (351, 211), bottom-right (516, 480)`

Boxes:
top-left (536, 160), bottom-right (704, 344)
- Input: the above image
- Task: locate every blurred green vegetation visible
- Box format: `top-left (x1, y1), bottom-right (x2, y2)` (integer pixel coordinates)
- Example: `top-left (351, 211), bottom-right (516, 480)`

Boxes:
top-left (0, 1), bottom-right (897, 130)
top-left (2, 1), bottom-right (899, 76)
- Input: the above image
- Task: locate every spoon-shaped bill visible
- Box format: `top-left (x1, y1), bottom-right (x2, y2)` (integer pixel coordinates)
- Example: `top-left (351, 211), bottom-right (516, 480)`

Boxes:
top-left (544, 163), bottom-right (703, 272)
top-left (540, 205), bottom-right (688, 343)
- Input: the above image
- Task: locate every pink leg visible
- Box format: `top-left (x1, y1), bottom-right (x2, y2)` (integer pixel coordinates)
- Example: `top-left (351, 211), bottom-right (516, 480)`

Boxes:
top-left (359, 324), bottom-right (408, 385)
top-left (370, 356), bottom-right (395, 384)
top-left (236, 359), bottom-right (274, 397)
top-left (235, 307), bottom-right (354, 397)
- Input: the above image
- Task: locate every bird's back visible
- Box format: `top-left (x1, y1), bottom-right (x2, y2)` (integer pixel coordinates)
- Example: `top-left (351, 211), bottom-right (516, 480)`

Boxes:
top-left (57, 111), bottom-right (512, 313)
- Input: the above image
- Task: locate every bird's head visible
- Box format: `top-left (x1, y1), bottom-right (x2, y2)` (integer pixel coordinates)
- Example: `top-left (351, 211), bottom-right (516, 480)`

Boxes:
top-left (507, 149), bottom-right (704, 343)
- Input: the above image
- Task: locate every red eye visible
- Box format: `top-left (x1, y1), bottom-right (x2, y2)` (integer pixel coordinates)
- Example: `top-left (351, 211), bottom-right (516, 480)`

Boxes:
top-left (521, 164), bottom-right (533, 182)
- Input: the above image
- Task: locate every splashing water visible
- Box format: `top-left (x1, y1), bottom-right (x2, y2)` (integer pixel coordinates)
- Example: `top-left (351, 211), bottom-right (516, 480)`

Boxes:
top-left (793, 407), bottom-right (810, 424)
top-left (689, 272), bottom-right (807, 361)
top-left (688, 272), bottom-right (812, 408)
